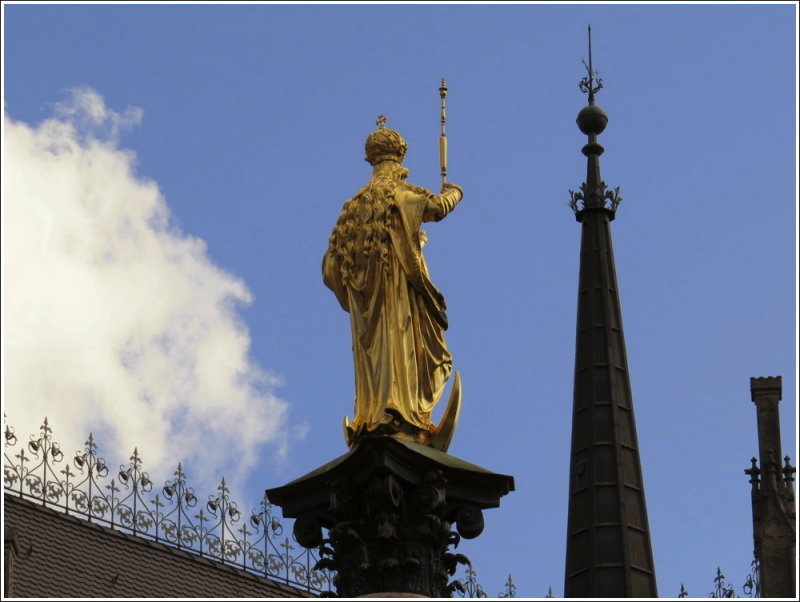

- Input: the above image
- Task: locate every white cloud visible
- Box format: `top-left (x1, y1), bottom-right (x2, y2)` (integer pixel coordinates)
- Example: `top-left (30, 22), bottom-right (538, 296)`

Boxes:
top-left (3, 88), bottom-right (290, 493)
top-left (52, 86), bottom-right (144, 141)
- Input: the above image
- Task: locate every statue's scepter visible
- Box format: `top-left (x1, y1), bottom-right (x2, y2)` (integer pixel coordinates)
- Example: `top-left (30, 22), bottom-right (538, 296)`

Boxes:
top-left (439, 78), bottom-right (448, 191)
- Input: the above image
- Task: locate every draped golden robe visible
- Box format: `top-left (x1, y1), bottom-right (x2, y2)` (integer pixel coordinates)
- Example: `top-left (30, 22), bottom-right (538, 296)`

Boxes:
top-left (323, 167), bottom-right (463, 446)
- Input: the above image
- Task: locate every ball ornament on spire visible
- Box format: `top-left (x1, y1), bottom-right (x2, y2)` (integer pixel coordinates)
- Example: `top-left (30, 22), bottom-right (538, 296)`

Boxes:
top-left (577, 104), bottom-right (608, 136)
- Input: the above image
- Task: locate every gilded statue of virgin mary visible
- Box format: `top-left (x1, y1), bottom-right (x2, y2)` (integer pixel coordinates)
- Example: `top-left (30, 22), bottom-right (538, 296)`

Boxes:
top-left (323, 117), bottom-right (463, 452)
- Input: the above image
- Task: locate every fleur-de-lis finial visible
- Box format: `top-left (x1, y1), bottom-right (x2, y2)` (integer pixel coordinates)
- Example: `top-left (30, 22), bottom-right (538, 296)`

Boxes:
top-left (376, 114), bottom-right (388, 129)
top-left (579, 25), bottom-right (603, 105)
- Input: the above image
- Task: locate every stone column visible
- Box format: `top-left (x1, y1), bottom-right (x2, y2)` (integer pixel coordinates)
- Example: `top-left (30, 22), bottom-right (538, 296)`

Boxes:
top-left (267, 436), bottom-right (513, 598)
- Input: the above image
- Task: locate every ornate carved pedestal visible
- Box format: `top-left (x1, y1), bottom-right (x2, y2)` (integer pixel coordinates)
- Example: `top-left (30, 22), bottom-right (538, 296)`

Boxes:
top-left (266, 437), bottom-right (514, 598)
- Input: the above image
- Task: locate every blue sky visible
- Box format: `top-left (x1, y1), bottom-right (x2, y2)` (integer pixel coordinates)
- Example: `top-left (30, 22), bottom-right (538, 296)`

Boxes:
top-left (3, 2), bottom-right (797, 598)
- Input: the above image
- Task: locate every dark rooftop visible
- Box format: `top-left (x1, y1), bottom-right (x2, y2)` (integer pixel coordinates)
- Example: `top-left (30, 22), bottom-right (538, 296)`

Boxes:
top-left (3, 494), bottom-right (314, 598)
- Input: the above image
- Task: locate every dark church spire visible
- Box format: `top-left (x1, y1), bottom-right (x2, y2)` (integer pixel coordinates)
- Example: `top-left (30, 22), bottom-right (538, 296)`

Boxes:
top-left (564, 26), bottom-right (658, 597)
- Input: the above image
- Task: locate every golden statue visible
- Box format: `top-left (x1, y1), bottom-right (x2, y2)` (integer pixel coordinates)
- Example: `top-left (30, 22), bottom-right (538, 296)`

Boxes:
top-left (323, 115), bottom-right (463, 452)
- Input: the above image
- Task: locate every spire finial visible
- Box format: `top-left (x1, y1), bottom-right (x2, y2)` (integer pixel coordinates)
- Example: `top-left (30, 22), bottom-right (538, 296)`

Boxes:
top-left (579, 25), bottom-right (603, 105)
top-left (376, 114), bottom-right (387, 129)
top-left (570, 24), bottom-right (620, 217)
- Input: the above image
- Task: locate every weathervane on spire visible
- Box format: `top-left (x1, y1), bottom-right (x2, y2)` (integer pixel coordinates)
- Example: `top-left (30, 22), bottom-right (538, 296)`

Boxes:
top-left (579, 25), bottom-right (603, 105)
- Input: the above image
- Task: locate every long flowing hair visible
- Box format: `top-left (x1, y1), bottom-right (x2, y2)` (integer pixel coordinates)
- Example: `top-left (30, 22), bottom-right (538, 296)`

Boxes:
top-left (327, 162), bottom-right (409, 290)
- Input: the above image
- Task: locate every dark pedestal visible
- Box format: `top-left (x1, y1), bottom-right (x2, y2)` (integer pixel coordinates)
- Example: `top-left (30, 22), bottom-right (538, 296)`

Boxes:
top-left (266, 436), bottom-right (514, 598)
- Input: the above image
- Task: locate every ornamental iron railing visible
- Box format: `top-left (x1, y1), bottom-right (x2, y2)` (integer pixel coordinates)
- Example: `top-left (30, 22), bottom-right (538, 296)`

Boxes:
top-left (677, 560), bottom-right (761, 598)
top-left (3, 418), bottom-right (332, 594)
top-left (3, 418), bottom-right (501, 597)
top-left (741, 558), bottom-right (760, 598)
top-left (710, 566), bottom-right (737, 598)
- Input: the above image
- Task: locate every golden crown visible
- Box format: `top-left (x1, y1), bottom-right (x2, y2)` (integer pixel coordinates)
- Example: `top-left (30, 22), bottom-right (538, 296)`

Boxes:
top-left (364, 115), bottom-right (407, 165)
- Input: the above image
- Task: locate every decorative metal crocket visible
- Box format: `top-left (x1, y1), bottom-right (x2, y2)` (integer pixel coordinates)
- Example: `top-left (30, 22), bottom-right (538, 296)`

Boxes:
top-left (323, 109), bottom-right (463, 452)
